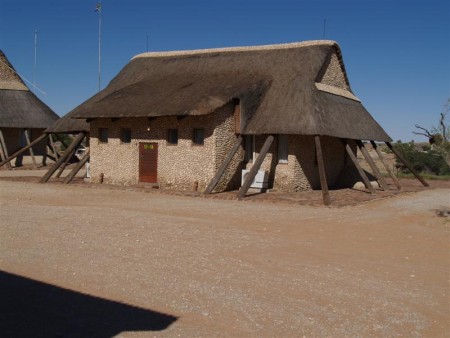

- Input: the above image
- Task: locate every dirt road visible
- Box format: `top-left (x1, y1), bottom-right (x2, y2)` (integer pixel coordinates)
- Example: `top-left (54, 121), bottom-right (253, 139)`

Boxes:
top-left (1, 180), bottom-right (449, 337)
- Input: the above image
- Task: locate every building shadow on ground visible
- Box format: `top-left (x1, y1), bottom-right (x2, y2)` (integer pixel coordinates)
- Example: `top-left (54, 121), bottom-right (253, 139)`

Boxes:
top-left (0, 270), bottom-right (177, 337)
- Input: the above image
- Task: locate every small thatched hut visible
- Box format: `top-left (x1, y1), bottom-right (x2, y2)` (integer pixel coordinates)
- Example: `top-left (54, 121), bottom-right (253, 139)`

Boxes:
top-left (0, 50), bottom-right (59, 166)
top-left (68, 40), bottom-right (410, 201)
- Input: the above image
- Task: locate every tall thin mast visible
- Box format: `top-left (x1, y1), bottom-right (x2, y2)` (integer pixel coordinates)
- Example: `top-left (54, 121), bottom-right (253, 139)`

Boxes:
top-left (96, 1), bottom-right (102, 92)
top-left (34, 29), bottom-right (37, 88)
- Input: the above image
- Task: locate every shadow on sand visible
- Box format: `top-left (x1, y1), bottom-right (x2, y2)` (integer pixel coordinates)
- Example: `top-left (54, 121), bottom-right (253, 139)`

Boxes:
top-left (0, 270), bottom-right (177, 337)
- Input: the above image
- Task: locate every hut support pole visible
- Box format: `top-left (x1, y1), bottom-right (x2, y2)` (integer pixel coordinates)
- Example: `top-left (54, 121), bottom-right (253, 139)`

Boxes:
top-left (356, 140), bottom-right (388, 190)
top-left (385, 142), bottom-right (429, 187)
top-left (0, 133), bottom-right (48, 168)
top-left (370, 141), bottom-right (401, 190)
top-left (0, 129), bottom-right (12, 169)
top-left (204, 135), bottom-right (243, 194)
top-left (341, 139), bottom-right (375, 194)
top-left (0, 136), bottom-right (7, 167)
top-left (56, 147), bottom-right (77, 178)
top-left (237, 135), bottom-right (274, 200)
top-left (40, 132), bottom-right (86, 183)
top-left (314, 136), bottom-right (331, 206)
top-left (24, 129), bottom-right (37, 169)
top-left (48, 134), bottom-right (59, 159)
top-left (63, 150), bottom-right (90, 184)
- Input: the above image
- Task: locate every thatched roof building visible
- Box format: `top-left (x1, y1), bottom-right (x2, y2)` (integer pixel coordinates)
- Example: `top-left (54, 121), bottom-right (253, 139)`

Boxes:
top-left (0, 50), bottom-right (58, 129)
top-left (45, 112), bottom-right (89, 134)
top-left (70, 40), bottom-right (390, 142)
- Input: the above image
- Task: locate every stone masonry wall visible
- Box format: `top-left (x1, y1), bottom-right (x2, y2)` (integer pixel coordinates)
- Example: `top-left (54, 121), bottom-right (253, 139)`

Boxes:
top-left (320, 51), bottom-right (349, 90)
top-left (90, 104), bottom-right (235, 191)
top-left (245, 135), bottom-right (346, 192)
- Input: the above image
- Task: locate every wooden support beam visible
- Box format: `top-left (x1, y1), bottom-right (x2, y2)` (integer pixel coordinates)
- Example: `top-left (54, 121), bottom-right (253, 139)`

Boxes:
top-left (341, 139), bottom-right (375, 194)
top-left (40, 132), bottom-right (86, 183)
top-left (0, 133), bottom-right (48, 168)
top-left (48, 134), bottom-right (59, 160)
top-left (204, 135), bottom-right (243, 194)
top-left (385, 142), bottom-right (429, 187)
top-left (237, 135), bottom-right (274, 200)
top-left (55, 147), bottom-right (77, 178)
top-left (86, 118), bottom-right (96, 123)
top-left (0, 135), bottom-right (8, 167)
top-left (63, 150), bottom-right (90, 184)
top-left (314, 136), bottom-right (331, 206)
top-left (370, 141), bottom-right (401, 190)
top-left (0, 129), bottom-right (12, 169)
top-left (24, 129), bottom-right (37, 169)
top-left (111, 118), bottom-right (121, 122)
top-left (356, 140), bottom-right (388, 191)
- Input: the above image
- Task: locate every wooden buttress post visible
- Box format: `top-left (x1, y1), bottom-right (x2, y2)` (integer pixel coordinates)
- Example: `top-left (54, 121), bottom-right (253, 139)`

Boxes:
top-left (237, 135), bottom-right (274, 200)
top-left (204, 135), bottom-right (243, 194)
top-left (0, 133), bottom-right (48, 168)
top-left (40, 132), bottom-right (86, 183)
top-left (0, 129), bottom-right (12, 169)
top-left (63, 150), bottom-right (90, 184)
top-left (370, 141), bottom-right (401, 190)
top-left (314, 136), bottom-right (331, 206)
top-left (24, 129), bottom-right (37, 169)
top-left (385, 142), bottom-right (429, 187)
top-left (341, 139), bottom-right (375, 194)
top-left (56, 147), bottom-right (77, 178)
top-left (356, 140), bottom-right (388, 190)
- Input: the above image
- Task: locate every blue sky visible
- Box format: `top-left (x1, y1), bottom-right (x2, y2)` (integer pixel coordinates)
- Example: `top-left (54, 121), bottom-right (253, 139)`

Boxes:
top-left (1, 0), bottom-right (449, 142)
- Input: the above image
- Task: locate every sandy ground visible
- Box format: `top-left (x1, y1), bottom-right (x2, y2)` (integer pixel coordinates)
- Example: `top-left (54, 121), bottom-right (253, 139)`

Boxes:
top-left (0, 179), bottom-right (449, 337)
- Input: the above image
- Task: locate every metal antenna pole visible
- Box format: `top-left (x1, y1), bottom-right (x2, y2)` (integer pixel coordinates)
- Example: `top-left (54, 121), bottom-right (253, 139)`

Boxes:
top-left (98, 1), bottom-right (102, 92)
top-left (34, 29), bottom-right (37, 88)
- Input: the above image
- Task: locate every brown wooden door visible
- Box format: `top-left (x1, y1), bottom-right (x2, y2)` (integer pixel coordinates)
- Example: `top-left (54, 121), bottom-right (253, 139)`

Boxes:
top-left (139, 143), bottom-right (158, 183)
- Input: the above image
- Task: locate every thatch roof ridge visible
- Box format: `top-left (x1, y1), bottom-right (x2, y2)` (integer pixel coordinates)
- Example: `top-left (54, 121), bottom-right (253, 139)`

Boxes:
top-left (133, 40), bottom-right (337, 59)
top-left (0, 50), bottom-right (59, 129)
top-left (45, 112), bottom-right (89, 134)
top-left (69, 40), bottom-right (391, 142)
top-left (0, 50), bottom-right (28, 91)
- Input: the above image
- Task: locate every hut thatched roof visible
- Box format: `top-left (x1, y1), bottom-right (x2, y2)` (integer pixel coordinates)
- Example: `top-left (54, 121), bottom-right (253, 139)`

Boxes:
top-left (45, 112), bottom-right (89, 134)
top-left (0, 50), bottom-right (59, 129)
top-left (70, 41), bottom-right (391, 141)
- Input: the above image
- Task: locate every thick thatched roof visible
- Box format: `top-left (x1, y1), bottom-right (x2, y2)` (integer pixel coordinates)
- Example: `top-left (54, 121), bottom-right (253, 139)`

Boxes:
top-left (0, 50), bottom-right (59, 129)
top-left (45, 112), bottom-right (89, 134)
top-left (70, 41), bottom-right (391, 141)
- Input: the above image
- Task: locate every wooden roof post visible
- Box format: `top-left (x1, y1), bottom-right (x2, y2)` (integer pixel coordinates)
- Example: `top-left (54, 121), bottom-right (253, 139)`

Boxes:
top-left (356, 140), bottom-right (388, 190)
top-left (48, 134), bottom-right (59, 160)
top-left (63, 150), bottom-right (90, 184)
top-left (204, 135), bottom-right (243, 194)
top-left (237, 134), bottom-right (274, 200)
top-left (0, 133), bottom-right (48, 168)
top-left (24, 129), bottom-right (37, 169)
top-left (40, 132), bottom-right (86, 183)
top-left (0, 133), bottom-right (8, 167)
top-left (341, 139), bottom-right (375, 194)
top-left (315, 135), bottom-right (331, 205)
top-left (385, 142), bottom-right (429, 187)
top-left (55, 147), bottom-right (77, 178)
top-left (0, 129), bottom-right (12, 169)
top-left (370, 141), bottom-right (401, 190)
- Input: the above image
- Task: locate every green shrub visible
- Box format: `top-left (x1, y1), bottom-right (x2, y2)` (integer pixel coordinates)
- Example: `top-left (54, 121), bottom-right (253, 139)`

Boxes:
top-left (394, 142), bottom-right (450, 175)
